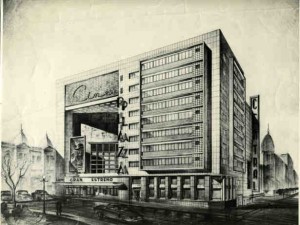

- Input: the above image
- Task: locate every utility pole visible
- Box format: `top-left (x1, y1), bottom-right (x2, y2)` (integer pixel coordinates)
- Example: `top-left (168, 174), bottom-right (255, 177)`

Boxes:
top-left (42, 176), bottom-right (48, 214)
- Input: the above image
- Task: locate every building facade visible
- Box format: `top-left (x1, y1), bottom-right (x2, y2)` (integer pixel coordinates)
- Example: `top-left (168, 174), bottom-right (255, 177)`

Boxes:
top-left (57, 30), bottom-right (260, 207)
top-left (1, 129), bottom-right (64, 195)
top-left (261, 128), bottom-right (298, 195)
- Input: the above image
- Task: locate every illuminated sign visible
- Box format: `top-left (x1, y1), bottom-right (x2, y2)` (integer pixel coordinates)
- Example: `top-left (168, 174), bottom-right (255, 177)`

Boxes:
top-left (65, 72), bottom-right (119, 107)
top-left (250, 95), bottom-right (260, 121)
top-left (67, 177), bottom-right (115, 183)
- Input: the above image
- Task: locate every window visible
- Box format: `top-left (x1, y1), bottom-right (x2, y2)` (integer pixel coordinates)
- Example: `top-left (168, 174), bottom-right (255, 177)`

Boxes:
top-left (253, 169), bottom-right (257, 178)
top-left (129, 110), bottom-right (139, 117)
top-left (129, 149), bottom-right (139, 155)
top-left (129, 136), bottom-right (139, 142)
top-left (129, 161), bottom-right (139, 167)
top-left (129, 123), bottom-right (139, 130)
top-left (120, 88), bottom-right (123, 94)
top-left (141, 49), bottom-right (193, 71)
top-left (129, 97), bottom-right (139, 104)
top-left (120, 75), bottom-right (123, 81)
top-left (195, 64), bottom-right (200, 69)
top-left (195, 47), bottom-right (200, 52)
top-left (129, 84), bottom-right (139, 92)
top-left (129, 72), bottom-right (139, 79)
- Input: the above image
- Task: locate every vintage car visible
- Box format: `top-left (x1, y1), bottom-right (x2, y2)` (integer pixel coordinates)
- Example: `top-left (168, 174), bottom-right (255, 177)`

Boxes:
top-left (1, 191), bottom-right (12, 202)
top-left (31, 190), bottom-right (52, 201)
top-left (94, 203), bottom-right (143, 223)
top-left (16, 190), bottom-right (33, 202)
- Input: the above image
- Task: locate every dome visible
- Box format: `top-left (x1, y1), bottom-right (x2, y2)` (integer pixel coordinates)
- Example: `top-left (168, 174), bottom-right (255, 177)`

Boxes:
top-left (261, 127), bottom-right (274, 152)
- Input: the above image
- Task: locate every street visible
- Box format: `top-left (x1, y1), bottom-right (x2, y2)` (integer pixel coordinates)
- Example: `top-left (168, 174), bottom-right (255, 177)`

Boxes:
top-left (21, 194), bottom-right (298, 225)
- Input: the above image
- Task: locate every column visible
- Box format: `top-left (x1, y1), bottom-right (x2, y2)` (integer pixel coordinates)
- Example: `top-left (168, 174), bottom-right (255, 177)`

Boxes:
top-left (204, 175), bottom-right (211, 201)
top-left (141, 177), bottom-right (147, 201)
top-left (190, 176), bottom-right (196, 200)
top-left (154, 177), bottom-right (158, 199)
top-left (177, 176), bottom-right (182, 200)
top-left (165, 177), bottom-right (170, 199)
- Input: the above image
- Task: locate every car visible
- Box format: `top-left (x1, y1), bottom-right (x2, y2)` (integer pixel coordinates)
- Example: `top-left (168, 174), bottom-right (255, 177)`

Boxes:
top-left (31, 190), bottom-right (52, 201)
top-left (1, 191), bottom-right (12, 202)
top-left (94, 203), bottom-right (143, 223)
top-left (16, 190), bottom-right (33, 202)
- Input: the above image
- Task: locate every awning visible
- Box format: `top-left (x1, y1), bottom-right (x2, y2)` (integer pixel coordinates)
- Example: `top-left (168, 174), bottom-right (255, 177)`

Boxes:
top-left (60, 182), bottom-right (127, 190)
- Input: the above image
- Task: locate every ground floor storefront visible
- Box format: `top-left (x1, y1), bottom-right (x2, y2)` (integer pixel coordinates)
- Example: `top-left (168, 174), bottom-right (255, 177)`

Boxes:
top-left (59, 174), bottom-right (242, 208)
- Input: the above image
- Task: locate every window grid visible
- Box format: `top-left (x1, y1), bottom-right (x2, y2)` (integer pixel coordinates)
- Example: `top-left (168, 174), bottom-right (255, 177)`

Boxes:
top-left (129, 123), bottom-right (139, 130)
top-left (129, 135), bottom-right (139, 142)
top-left (143, 141), bottom-right (193, 152)
top-left (141, 48), bottom-right (193, 71)
top-left (129, 149), bottom-right (139, 155)
top-left (143, 157), bottom-right (193, 166)
top-left (129, 97), bottom-right (139, 104)
top-left (129, 161), bottom-right (139, 167)
top-left (129, 84), bottom-right (139, 92)
top-left (129, 72), bottom-right (139, 79)
top-left (142, 65), bottom-right (193, 84)
top-left (142, 81), bottom-right (193, 98)
top-left (142, 110), bottom-right (193, 125)
top-left (142, 95), bottom-right (193, 112)
top-left (142, 126), bottom-right (193, 139)
top-left (129, 110), bottom-right (139, 117)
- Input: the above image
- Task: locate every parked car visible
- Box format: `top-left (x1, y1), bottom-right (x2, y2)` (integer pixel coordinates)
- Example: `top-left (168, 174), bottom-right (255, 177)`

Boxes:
top-left (94, 203), bottom-right (143, 223)
top-left (31, 190), bottom-right (52, 201)
top-left (16, 190), bottom-right (33, 202)
top-left (1, 191), bottom-right (12, 202)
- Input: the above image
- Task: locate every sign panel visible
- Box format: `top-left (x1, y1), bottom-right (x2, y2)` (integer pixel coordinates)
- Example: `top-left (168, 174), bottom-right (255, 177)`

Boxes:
top-left (65, 71), bottom-right (119, 107)
top-left (250, 95), bottom-right (260, 121)
top-left (66, 176), bottom-right (116, 183)
top-left (70, 136), bottom-right (86, 173)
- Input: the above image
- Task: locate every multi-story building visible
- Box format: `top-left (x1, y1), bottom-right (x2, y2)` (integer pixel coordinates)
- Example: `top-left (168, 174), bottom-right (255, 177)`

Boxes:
top-left (261, 128), bottom-right (298, 195)
top-left (56, 29), bottom-right (258, 207)
top-left (1, 128), bottom-right (64, 195)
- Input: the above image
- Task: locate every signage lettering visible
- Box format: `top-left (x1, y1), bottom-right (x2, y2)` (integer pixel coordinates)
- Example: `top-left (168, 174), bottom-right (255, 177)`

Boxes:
top-left (117, 147), bottom-right (128, 158)
top-left (73, 85), bottom-right (117, 103)
top-left (250, 95), bottom-right (260, 121)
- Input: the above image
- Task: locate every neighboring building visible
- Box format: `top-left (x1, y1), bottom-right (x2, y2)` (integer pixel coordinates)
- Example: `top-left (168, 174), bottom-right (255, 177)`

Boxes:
top-left (261, 127), bottom-right (298, 195)
top-left (56, 29), bottom-right (260, 208)
top-left (1, 128), bottom-right (64, 195)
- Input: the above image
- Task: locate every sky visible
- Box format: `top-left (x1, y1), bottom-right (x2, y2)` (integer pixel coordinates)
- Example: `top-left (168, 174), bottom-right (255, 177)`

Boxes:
top-left (2, 0), bottom-right (299, 170)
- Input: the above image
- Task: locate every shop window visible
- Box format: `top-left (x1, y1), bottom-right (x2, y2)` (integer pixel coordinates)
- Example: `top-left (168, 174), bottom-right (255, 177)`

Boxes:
top-left (149, 188), bottom-right (155, 198)
top-left (159, 189), bottom-right (166, 198)
top-left (170, 189), bottom-right (177, 199)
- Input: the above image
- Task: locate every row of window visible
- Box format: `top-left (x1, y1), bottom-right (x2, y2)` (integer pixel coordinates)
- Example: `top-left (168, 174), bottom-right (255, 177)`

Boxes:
top-left (234, 132), bottom-right (245, 148)
top-left (234, 119), bottom-right (245, 135)
top-left (129, 161), bottom-right (139, 167)
top-left (233, 158), bottom-right (244, 170)
top-left (233, 77), bottom-right (245, 98)
top-left (129, 110), bottom-right (139, 117)
top-left (129, 97), bottom-right (139, 104)
top-left (233, 91), bottom-right (245, 112)
top-left (129, 135), bottom-right (139, 142)
top-left (234, 105), bottom-right (245, 123)
top-left (129, 72), bottom-right (139, 79)
top-left (129, 123), bottom-right (139, 130)
top-left (129, 84), bottom-right (139, 92)
top-left (233, 63), bottom-right (245, 87)
top-left (142, 126), bottom-right (193, 139)
top-left (142, 65), bottom-right (194, 84)
top-left (142, 80), bottom-right (193, 98)
top-left (129, 149), bottom-right (139, 155)
top-left (143, 156), bottom-right (193, 166)
top-left (142, 141), bottom-right (193, 152)
top-left (142, 110), bottom-right (194, 125)
top-left (142, 95), bottom-right (195, 112)
top-left (141, 49), bottom-right (194, 70)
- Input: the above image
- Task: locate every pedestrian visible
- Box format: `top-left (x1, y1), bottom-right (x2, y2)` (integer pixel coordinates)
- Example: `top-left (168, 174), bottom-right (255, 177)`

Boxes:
top-left (56, 201), bottom-right (62, 216)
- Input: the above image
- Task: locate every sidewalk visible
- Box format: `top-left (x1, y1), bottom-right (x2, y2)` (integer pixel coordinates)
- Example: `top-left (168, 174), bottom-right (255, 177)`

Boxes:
top-left (29, 208), bottom-right (112, 225)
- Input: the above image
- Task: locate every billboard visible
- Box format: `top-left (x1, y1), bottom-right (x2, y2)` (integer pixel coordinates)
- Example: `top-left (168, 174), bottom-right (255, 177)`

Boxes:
top-left (65, 71), bottom-right (119, 107)
top-left (70, 136), bottom-right (86, 173)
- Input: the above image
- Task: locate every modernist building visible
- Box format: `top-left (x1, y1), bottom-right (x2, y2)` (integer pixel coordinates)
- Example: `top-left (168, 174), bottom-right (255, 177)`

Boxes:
top-left (261, 128), bottom-right (298, 195)
top-left (57, 29), bottom-right (260, 207)
top-left (1, 128), bottom-right (64, 195)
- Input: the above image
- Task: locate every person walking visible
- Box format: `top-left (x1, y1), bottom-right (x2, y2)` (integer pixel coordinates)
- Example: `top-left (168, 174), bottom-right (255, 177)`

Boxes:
top-left (56, 201), bottom-right (62, 216)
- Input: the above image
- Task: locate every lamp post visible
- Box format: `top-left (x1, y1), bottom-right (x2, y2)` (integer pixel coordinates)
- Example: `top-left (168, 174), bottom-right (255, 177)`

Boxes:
top-left (42, 176), bottom-right (47, 214)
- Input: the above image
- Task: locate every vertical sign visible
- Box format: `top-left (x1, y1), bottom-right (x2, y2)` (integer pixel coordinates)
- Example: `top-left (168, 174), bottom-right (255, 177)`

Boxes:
top-left (250, 95), bottom-right (259, 121)
top-left (70, 136), bottom-right (86, 173)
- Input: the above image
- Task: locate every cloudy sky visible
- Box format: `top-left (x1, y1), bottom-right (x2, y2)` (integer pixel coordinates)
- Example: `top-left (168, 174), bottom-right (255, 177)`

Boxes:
top-left (2, 0), bottom-right (299, 170)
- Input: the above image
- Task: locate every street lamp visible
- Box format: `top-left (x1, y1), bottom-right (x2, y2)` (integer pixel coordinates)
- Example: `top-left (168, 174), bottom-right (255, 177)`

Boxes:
top-left (42, 176), bottom-right (48, 214)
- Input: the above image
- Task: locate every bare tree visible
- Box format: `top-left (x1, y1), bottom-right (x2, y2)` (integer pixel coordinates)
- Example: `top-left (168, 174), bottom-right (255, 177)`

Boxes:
top-left (1, 152), bottom-right (30, 207)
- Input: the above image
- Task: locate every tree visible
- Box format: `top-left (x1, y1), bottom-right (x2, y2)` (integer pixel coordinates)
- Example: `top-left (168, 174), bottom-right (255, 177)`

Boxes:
top-left (1, 152), bottom-right (30, 207)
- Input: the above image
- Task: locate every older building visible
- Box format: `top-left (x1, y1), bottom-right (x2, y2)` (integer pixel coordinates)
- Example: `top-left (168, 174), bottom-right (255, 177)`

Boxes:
top-left (56, 29), bottom-right (259, 208)
top-left (261, 127), bottom-right (298, 195)
top-left (1, 128), bottom-right (64, 195)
